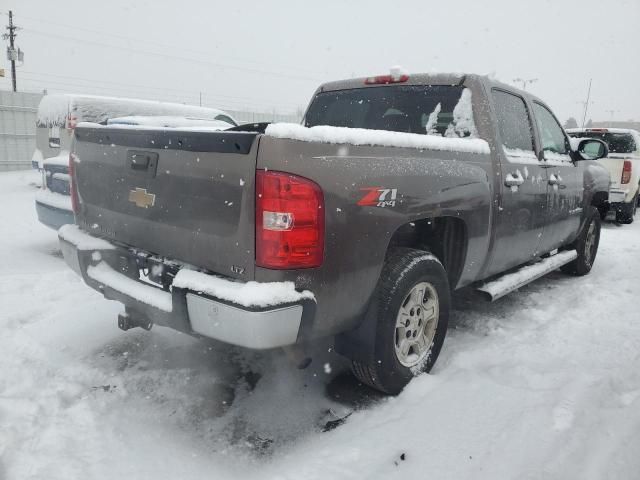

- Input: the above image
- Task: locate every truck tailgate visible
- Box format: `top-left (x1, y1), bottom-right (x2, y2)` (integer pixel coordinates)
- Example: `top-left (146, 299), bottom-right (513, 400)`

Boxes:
top-left (72, 126), bottom-right (259, 280)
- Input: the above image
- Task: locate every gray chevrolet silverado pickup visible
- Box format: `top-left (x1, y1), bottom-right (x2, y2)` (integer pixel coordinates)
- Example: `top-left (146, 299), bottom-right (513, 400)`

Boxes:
top-left (59, 72), bottom-right (610, 394)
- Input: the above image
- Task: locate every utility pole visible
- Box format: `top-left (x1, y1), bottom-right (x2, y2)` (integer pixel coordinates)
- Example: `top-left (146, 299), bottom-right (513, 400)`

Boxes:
top-left (513, 77), bottom-right (538, 90)
top-left (2, 10), bottom-right (20, 92)
top-left (581, 79), bottom-right (593, 128)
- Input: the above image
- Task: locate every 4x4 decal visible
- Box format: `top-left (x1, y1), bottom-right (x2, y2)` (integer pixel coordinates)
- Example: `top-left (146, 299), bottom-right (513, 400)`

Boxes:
top-left (358, 187), bottom-right (398, 208)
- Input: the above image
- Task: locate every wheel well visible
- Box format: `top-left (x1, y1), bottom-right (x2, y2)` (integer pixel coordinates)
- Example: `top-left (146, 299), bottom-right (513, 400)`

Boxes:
top-left (387, 217), bottom-right (467, 288)
top-left (591, 190), bottom-right (608, 209)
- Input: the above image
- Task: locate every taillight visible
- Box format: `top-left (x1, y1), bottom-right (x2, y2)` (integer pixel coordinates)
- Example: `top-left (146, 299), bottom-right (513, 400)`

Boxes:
top-left (621, 160), bottom-right (632, 184)
top-left (69, 153), bottom-right (80, 214)
top-left (364, 74), bottom-right (409, 85)
top-left (256, 170), bottom-right (324, 269)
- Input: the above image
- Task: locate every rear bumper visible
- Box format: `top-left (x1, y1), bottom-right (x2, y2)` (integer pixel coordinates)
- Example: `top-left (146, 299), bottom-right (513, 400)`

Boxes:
top-left (35, 199), bottom-right (74, 230)
top-left (609, 188), bottom-right (635, 205)
top-left (58, 226), bottom-right (314, 349)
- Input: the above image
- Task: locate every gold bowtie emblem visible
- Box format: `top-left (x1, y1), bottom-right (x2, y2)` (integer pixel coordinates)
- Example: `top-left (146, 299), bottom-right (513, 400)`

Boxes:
top-left (128, 188), bottom-right (156, 208)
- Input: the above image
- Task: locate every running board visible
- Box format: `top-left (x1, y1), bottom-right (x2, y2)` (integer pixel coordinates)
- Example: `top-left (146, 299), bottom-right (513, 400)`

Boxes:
top-left (477, 250), bottom-right (577, 302)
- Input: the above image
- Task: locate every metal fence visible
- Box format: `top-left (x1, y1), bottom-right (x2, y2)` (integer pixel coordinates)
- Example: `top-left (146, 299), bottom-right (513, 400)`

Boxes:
top-left (0, 90), bottom-right (41, 171)
top-left (0, 89), bottom-right (302, 172)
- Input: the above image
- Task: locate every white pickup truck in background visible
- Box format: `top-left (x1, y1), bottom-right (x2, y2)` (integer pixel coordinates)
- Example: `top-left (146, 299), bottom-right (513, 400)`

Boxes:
top-left (567, 128), bottom-right (640, 224)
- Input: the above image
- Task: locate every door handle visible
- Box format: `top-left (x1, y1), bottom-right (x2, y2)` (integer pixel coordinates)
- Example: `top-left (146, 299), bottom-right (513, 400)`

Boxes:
top-left (548, 173), bottom-right (563, 186)
top-left (505, 171), bottom-right (524, 188)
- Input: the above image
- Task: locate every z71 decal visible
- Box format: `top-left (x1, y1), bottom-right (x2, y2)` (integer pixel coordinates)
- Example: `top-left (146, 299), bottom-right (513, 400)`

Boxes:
top-left (358, 187), bottom-right (398, 208)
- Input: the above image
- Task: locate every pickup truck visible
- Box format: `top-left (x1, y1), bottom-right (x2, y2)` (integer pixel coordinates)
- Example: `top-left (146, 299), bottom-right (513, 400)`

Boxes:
top-left (59, 72), bottom-right (610, 394)
top-left (567, 128), bottom-right (640, 224)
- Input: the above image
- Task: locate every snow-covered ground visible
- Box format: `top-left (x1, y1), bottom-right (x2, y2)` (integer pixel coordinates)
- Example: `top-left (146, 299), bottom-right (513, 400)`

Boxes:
top-left (1, 169), bottom-right (639, 480)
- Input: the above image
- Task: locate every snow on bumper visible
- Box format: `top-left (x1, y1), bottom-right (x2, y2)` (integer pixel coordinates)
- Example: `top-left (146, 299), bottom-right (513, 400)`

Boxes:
top-left (58, 226), bottom-right (314, 349)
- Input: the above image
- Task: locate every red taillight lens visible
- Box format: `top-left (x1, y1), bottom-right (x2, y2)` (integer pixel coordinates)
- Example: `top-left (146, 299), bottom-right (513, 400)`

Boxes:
top-left (69, 153), bottom-right (80, 214)
top-left (256, 170), bottom-right (324, 269)
top-left (621, 160), bottom-right (632, 184)
top-left (364, 74), bottom-right (409, 85)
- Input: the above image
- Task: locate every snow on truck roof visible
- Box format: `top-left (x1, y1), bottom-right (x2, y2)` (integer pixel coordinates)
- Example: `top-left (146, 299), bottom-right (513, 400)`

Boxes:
top-left (265, 123), bottom-right (490, 154)
top-left (36, 94), bottom-right (231, 127)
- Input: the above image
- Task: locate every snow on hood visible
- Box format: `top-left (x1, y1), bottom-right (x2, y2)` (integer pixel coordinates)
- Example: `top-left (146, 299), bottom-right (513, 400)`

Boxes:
top-left (37, 94), bottom-right (231, 128)
top-left (265, 123), bottom-right (490, 154)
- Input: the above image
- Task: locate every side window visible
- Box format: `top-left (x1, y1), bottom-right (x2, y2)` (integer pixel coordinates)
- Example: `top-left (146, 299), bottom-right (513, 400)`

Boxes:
top-left (492, 90), bottom-right (535, 152)
top-left (533, 103), bottom-right (569, 156)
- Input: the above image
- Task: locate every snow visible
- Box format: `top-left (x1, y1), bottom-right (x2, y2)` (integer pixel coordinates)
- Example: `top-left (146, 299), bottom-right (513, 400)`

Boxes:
top-left (173, 268), bottom-right (315, 308)
top-left (42, 151), bottom-right (70, 168)
top-left (37, 94), bottom-right (233, 127)
top-left (58, 224), bottom-right (115, 251)
top-left (35, 188), bottom-right (72, 211)
top-left (107, 115), bottom-right (234, 130)
top-left (87, 262), bottom-right (173, 313)
top-left (266, 123), bottom-right (490, 154)
top-left (567, 127), bottom-right (639, 135)
top-left (2, 170), bottom-right (640, 479)
top-left (450, 88), bottom-right (478, 138)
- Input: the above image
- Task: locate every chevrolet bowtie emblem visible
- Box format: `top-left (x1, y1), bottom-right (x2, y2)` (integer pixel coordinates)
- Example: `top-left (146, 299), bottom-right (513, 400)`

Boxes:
top-left (128, 187), bottom-right (156, 208)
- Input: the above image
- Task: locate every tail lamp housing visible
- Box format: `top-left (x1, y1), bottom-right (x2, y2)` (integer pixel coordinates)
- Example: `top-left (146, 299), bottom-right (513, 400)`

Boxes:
top-left (621, 160), bottom-right (632, 184)
top-left (256, 170), bottom-right (324, 269)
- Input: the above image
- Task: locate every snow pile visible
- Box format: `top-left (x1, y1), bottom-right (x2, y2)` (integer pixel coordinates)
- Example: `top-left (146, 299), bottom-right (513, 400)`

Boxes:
top-left (35, 189), bottom-right (72, 211)
top-left (448, 88), bottom-right (478, 138)
top-left (58, 224), bottom-right (115, 251)
top-left (87, 262), bottom-right (173, 312)
top-left (37, 94), bottom-right (231, 127)
top-left (173, 268), bottom-right (315, 308)
top-left (266, 123), bottom-right (490, 154)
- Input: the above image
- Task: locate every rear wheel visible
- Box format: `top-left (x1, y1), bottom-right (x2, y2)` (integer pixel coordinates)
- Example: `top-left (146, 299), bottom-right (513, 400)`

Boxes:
top-left (351, 248), bottom-right (450, 395)
top-left (561, 206), bottom-right (601, 276)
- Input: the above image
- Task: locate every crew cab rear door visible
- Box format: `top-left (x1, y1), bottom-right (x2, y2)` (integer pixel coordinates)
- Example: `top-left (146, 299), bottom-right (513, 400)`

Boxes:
top-left (487, 89), bottom-right (549, 276)
top-left (531, 102), bottom-right (582, 252)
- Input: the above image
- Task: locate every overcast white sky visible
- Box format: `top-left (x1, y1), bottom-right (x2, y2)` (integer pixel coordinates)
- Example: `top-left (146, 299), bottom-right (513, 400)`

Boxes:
top-left (1, 0), bottom-right (638, 122)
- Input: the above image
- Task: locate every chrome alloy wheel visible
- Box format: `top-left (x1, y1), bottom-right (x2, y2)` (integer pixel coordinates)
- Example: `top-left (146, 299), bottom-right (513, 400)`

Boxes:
top-left (394, 281), bottom-right (439, 368)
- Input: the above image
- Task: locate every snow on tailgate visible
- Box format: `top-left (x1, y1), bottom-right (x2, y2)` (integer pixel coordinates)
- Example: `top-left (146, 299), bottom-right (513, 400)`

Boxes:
top-left (265, 123), bottom-right (490, 154)
top-left (173, 269), bottom-right (314, 308)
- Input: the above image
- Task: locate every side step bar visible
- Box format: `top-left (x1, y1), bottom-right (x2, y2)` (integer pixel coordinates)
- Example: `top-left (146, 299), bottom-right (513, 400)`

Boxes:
top-left (477, 250), bottom-right (577, 302)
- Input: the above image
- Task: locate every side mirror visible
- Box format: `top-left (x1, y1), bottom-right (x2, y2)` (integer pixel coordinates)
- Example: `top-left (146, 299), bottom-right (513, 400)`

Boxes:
top-left (575, 138), bottom-right (608, 161)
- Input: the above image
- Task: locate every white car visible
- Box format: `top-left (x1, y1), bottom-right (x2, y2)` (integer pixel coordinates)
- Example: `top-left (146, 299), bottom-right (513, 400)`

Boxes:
top-left (567, 128), bottom-right (640, 223)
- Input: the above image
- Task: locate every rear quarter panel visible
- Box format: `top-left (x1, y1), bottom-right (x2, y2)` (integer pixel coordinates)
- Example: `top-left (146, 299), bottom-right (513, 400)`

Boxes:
top-left (255, 136), bottom-right (493, 339)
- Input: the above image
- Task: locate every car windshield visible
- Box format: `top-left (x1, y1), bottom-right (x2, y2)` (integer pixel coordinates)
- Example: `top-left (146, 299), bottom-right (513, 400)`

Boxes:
top-left (305, 85), bottom-right (478, 138)
top-left (568, 131), bottom-right (636, 153)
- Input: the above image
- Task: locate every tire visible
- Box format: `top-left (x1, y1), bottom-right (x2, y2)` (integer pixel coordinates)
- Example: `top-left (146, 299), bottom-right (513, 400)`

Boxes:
top-left (615, 192), bottom-right (638, 224)
top-left (351, 248), bottom-right (450, 395)
top-left (561, 206), bottom-right (601, 276)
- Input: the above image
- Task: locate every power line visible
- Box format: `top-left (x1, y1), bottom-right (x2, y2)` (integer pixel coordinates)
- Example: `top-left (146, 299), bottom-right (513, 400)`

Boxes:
top-left (16, 12), bottom-right (324, 79)
top-left (22, 27), bottom-right (323, 83)
top-left (19, 70), bottom-right (302, 109)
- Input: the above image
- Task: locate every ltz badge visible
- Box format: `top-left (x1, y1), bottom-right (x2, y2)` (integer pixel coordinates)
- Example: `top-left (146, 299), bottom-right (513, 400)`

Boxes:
top-left (357, 187), bottom-right (398, 208)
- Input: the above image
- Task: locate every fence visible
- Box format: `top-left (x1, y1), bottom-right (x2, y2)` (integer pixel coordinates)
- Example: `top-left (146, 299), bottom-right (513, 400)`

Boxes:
top-left (0, 90), bottom-right (41, 171)
top-left (0, 89), bottom-right (302, 172)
